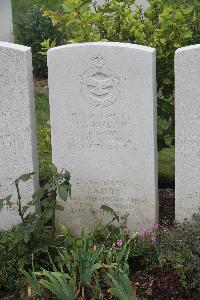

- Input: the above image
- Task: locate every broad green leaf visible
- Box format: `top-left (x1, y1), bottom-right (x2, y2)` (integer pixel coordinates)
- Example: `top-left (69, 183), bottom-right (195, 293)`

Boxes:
top-left (63, 169), bottom-right (71, 180)
top-left (44, 208), bottom-right (54, 220)
top-left (33, 188), bottom-right (46, 201)
top-left (58, 185), bottom-right (70, 201)
top-left (20, 270), bottom-right (41, 296)
top-left (55, 204), bottom-right (64, 211)
top-left (62, 3), bottom-right (77, 13)
top-left (15, 172), bottom-right (35, 183)
top-left (101, 205), bottom-right (120, 222)
top-left (50, 164), bottom-right (58, 174)
top-left (0, 195), bottom-right (12, 211)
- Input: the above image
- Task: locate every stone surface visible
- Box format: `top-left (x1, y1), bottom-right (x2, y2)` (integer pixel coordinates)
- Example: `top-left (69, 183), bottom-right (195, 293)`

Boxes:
top-left (0, 42), bottom-right (38, 230)
top-left (175, 45), bottom-right (200, 222)
top-left (134, 0), bottom-right (149, 9)
top-left (96, 0), bottom-right (149, 10)
top-left (0, 0), bottom-right (13, 42)
top-left (48, 42), bottom-right (158, 235)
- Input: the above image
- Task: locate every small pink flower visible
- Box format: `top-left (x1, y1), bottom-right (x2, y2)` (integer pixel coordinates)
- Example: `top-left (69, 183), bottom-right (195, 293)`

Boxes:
top-left (145, 229), bottom-right (152, 235)
top-left (112, 243), bottom-right (117, 251)
top-left (124, 227), bottom-right (129, 235)
top-left (116, 239), bottom-right (124, 246)
top-left (151, 236), bottom-right (157, 243)
top-left (152, 223), bottom-right (159, 230)
top-left (138, 231), bottom-right (145, 237)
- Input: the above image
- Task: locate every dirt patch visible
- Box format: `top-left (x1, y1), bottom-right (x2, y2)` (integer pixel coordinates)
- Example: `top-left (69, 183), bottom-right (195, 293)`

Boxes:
top-left (132, 270), bottom-right (200, 300)
top-left (34, 79), bottom-right (48, 95)
top-left (159, 188), bottom-right (175, 225)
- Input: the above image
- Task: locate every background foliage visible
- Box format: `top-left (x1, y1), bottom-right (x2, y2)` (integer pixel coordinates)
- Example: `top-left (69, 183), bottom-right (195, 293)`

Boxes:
top-left (12, 1), bottom-right (62, 78)
top-left (0, 230), bottom-right (21, 291)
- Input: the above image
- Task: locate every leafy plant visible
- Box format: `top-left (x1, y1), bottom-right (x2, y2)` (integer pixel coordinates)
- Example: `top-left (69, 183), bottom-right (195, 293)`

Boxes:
top-left (91, 205), bottom-right (130, 248)
top-left (157, 212), bottom-right (200, 290)
top-left (90, 272), bottom-right (104, 300)
top-left (20, 269), bottom-right (41, 297)
top-left (0, 231), bottom-right (21, 291)
top-left (21, 230), bottom-right (136, 299)
top-left (22, 235), bottom-right (102, 299)
top-left (21, 209), bottom-right (135, 299)
top-left (104, 240), bottom-right (131, 274)
top-left (19, 206), bottom-right (200, 298)
top-left (40, 269), bottom-right (76, 300)
top-left (127, 224), bottom-right (159, 269)
top-left (71, 238), bottom-right (102, 286)
top-left (14, 4), bottom-right (62, 78)
top-left (108, 268), bottom-right (136, 300)
top-left (0, 167), bottom-right (71, 267)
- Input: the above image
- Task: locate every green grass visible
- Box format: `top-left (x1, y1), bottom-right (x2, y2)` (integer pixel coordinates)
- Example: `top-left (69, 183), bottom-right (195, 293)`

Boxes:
top-left (158, 147), bottom-right (175, 187)
top-left (35, 92), bottom-right (52, 183)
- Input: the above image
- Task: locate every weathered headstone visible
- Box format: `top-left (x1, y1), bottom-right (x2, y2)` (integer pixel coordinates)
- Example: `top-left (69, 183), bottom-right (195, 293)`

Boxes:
top-left (0, 42), bottom-right (38, 230)
top-left (175, 45), bottom-right (200, 221)
top-left (96, 0), bottom-right (150, 10)
top-left (135, 0), bottom-right (149, 9)
top-left (48, 42), bottom-right (158, 235)
top-left (0, 0), bottom-right (13, 42)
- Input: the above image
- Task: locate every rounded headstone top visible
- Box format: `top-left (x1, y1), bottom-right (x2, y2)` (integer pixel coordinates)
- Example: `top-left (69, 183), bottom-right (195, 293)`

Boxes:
top-left (48, 42), bottom-right (155, 55)
top-left (0, 41), bottom-right (30, 52)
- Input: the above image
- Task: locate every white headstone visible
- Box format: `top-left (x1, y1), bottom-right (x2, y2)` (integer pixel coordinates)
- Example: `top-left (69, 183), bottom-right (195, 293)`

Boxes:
top-left (96, 0), bottom-right (150, 10)
top-left (0, 0), bottom-right (13, 42)
top-left (175, 44), bottom-right (200, 221)
top-left (0, 42), bottom-right (38, 230)
top-left (134, 0), bottom-right (150, 10)
top-left (48, 42), bottom-right (158, 235)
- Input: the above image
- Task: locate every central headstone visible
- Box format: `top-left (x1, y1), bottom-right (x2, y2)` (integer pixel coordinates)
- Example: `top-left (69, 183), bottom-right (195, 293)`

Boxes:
top-left (48, 42), bottom-right (158, 235)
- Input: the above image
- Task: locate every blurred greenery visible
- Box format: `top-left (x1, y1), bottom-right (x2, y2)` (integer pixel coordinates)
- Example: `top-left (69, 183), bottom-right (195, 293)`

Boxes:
top-left (12, 0), bottom-right (62, 23)
top-left (35, 92), bottom-right (52, 183)
top-left (159, 147), bottom-right (174, 188)
top-left (12, 0), bottom-right (62, 78)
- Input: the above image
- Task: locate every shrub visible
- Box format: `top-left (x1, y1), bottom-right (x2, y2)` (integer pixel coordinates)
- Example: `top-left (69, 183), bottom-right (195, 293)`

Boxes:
top-left (1, 186), bottom-right (200, 298)
top-left (22, 231), bottom-right (136, 299)
top-left (157, 212), bottom-right (200, 290)
top-left (0, 168), bottom-right (71, 268)
top-left (0, 231), bottom-right (21, 291)
top-left (14, 5), bottom-right (62, 78)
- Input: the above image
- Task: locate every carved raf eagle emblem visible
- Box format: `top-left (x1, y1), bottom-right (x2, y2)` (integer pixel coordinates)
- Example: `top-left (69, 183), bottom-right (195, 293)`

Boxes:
top-left (80, 55), bottom-right (120, 108)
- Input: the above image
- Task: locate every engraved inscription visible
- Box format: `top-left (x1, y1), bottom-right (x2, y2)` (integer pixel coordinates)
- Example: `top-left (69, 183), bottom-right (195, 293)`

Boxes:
top-left (177, 137), bottom-right (200, 159)
top-left (79, 55), bottom-right (120, 107)
top-left (67, 112), bottom-right (135, 154)
top-left (66, 177), bottom-right (147, 218)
